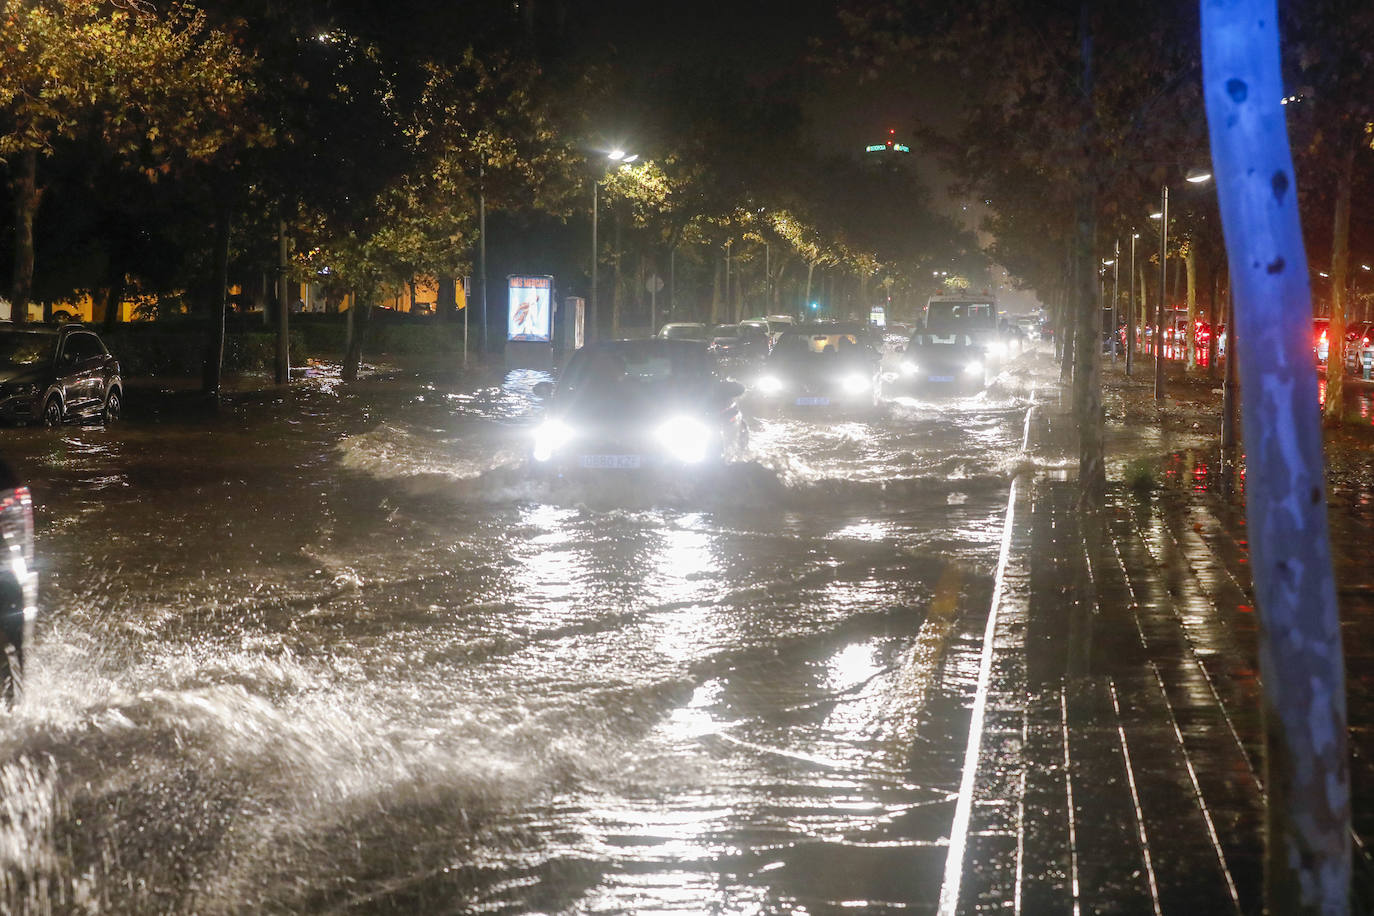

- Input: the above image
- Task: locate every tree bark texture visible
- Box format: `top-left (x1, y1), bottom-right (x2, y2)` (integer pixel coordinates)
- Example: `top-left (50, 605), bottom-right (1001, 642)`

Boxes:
top-left (1201, 2), bottom-right (1350, 912)
top-left (1186, 243), bottom-right (1198, 370)
top-left (1324, 132), bottom-right (1356, 421)
top-left (202, 202), bottom-right (231, 396)
top-left (9, 149), bottom-right (40, 325)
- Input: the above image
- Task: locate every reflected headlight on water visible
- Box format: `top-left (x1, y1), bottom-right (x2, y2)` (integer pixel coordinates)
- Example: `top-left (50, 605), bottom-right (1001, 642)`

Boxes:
top-left (756, 374), bottom-right (784, 395)
top-left (532, 419), bottom-right (573, 462)
top-left (899, 360), bottom-right (918, 376)
top-left (841, 373), bottom-right (871, 394)
top-left (963, 361), bottom-right (984, 376)
top-left (656, 416), bottom-right (711, 463)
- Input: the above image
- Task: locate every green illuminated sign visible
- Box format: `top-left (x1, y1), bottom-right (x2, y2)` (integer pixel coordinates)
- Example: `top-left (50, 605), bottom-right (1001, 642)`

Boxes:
top-left (865, 144), bottom-right (885, 152)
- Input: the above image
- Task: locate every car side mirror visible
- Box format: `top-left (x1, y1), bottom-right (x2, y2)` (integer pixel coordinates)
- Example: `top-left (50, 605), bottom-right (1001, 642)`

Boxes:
top-left (532, 381), bottom-right (554, 398)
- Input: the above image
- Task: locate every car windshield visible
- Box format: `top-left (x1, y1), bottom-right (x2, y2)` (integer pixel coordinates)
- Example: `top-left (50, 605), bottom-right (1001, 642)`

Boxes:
top-left (660, 325), bottom-right (706, 340)
top-left (0, 332), bottom-right (55, 370)
top-left (926, 301), bottom-right (995, 332)
top-left (772, 331), bottom-right (870, 359)
top-left (561, 342), bottom-right (709, 391)
top-left (712, 325), bottom-right (739, 337)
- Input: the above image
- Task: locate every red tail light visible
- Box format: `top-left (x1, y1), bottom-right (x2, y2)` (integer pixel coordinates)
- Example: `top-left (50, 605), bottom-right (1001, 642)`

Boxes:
top-left (0, 486), bottom-right (34, 565)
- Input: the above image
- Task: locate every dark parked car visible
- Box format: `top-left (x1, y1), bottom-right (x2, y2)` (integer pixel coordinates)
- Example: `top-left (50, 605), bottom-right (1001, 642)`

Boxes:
top-left (0, 324), bottom-right (122, 426)
top-left (0, 457), bottom-right (35, 703)
top-left (530, 338), bottom-right (747, 474)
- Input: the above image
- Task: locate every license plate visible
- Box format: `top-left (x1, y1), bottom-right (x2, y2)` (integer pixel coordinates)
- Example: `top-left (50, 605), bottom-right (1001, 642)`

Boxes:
top-left (928, 375), bottom-right (955, 383)
top-left (795, 396), bottom-right (830, 406)
top-left (579, 454), bottom-right (642, 469)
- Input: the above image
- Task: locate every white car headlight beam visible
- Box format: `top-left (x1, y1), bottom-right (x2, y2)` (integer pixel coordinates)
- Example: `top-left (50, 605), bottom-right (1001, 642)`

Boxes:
top-left (841, 373), bottom-right (871, 394)
top-left (656, 416), bottom-right (711, 464)
top-left (532, 419), bottom-right (573, 462)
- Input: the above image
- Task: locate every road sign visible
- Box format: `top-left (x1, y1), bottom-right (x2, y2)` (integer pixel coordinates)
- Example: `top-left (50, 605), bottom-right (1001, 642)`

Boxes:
top-left (646, 274), bottom-right (664, 294)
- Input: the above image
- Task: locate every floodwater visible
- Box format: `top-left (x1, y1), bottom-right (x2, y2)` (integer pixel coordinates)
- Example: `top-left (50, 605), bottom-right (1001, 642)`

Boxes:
top-left (0, 356), bottom-right (1038, 914)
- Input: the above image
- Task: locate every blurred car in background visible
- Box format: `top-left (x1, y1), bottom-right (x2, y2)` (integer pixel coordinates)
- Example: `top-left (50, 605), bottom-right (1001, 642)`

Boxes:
top-left (0, 324), bottom-right (122, 426)
top-left (530, 338), bottom-right (746, 475)
top-left (752, 325), bottom-right (881, 411)
top-left (0, 456), bottom-right (34, 704)
top-left (708, 323), bottom-right (770, 360)
top-left (656, 322), bottom-right (710, 342)
top-left (1315, 317), bottom-right (1330, 364)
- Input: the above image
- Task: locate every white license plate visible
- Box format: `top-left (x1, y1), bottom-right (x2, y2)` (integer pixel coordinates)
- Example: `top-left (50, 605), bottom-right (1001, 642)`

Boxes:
top-left (795, 396), bottom-right (830, 406)
top-left (928, 375), bottom-right (955, 383)
top-left (579, 454), bottom-right (642, 469)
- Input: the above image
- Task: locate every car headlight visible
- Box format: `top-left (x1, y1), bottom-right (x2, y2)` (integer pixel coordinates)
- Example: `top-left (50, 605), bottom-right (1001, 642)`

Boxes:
top-left (656, 416), bottom-right (712, 464)
top-left (532, 419), bottom-right (573, 462)
top-left (899, 360), bottom-right (918, 376)
top-left (964, 361), bottom-right (984, 376)
top-left (757, 374), bottom-right (784, 394)
top-left (841, 373), bottom-right (871, 394)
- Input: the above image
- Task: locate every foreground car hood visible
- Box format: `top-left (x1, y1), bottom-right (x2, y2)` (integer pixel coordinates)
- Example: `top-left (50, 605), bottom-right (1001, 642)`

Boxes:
top-left (0, 366), bottom-right (46, 387)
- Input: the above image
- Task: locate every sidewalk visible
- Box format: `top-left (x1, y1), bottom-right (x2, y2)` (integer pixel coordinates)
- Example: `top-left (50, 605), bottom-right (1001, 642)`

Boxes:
top-left (941, 358), bottom-right (1374, 914)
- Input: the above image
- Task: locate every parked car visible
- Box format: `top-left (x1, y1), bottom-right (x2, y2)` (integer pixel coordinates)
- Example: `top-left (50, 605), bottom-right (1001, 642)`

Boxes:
top-left (656, 322), bottom-right (710, 342)
top-left (529, 338), bottom-right (746, 474)
top-left (0, 324), bottom-right (122, 426)
top-left (1346, 322), bottom-right (1374, 376)
top-left (0, 456), bottom-right (35, 704)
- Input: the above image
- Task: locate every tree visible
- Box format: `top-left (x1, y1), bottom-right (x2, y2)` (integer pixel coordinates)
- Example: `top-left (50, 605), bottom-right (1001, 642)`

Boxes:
top-left (0, 0), bottom-right (258, 325)
top-left (1201, 1), bottom-right (1349, 910)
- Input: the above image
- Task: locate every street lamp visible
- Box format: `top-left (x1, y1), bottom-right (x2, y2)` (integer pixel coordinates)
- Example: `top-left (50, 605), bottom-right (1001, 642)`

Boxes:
top-left (1127, 232), bottom-right (1140, 376)
top-left (1150, 168), bottom-right (1213, 400)
top-left (591, 150), bottom-right (637, 343)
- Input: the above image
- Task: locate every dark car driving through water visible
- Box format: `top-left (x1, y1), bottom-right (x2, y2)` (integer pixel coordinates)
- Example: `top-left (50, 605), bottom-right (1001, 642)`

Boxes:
top-left (0, 324), bottom-right (122, 426)
top-left (530, 338), bottom-right (747, 475)
top-left (751, 324), bottom-right (882, 411)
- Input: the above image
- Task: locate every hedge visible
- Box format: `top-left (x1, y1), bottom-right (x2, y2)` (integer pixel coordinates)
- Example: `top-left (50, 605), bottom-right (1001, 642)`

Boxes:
top-left (96, 315), bottom-right (468, 376)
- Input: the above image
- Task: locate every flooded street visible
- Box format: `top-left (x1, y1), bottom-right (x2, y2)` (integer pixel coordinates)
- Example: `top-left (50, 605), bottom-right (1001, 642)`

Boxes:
top-left (0, 361), bottom-right (1036, 914)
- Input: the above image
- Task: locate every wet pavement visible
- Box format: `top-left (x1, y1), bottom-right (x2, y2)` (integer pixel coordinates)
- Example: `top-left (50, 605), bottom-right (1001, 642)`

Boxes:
top-left (5, 349), bottom-right (1373, 913)
top-left (0, 357), bottom-right (1039, 913)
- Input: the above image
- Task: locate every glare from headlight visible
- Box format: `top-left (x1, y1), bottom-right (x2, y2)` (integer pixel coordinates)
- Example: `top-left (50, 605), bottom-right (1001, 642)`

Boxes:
top-left (987, 341), bottom-right (1009, 358)
top-left (964, 361), bottom-right (984, 376)
top-left (656, 416), bottom-right (711, 463)
top-left (532, 419), bottom-right (573, 462)
top-left (757, 375), bottom-right (784, 394)
top-left (841, 373), bottom-right (871, 394)
top-left (899, 360), bottom-right (918, 376)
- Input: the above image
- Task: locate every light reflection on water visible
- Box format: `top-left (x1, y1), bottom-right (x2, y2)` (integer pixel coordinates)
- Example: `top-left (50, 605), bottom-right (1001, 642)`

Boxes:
top-left (0, 363), bottom-right (1034, 913)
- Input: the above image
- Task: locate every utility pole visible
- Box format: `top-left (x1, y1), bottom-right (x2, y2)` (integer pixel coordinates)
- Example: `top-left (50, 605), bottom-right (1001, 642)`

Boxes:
top-left (1127, 232), bottom-right (1137, 375)
top-left (1111, 239), bottom-right (1120, 363)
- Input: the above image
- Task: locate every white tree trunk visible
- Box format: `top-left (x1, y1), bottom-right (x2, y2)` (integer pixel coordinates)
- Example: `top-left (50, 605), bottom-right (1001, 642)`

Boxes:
top-left (1201, 2), bottom-right (1350, 911)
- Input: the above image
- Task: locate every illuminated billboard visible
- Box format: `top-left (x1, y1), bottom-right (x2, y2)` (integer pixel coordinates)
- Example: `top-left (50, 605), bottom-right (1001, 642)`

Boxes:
top-left (507, 275), bottom-right (553, 342)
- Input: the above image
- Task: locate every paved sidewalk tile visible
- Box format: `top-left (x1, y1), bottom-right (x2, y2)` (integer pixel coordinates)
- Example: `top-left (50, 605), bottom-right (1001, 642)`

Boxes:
top-left (947, 477), bottom-right (1267, 915)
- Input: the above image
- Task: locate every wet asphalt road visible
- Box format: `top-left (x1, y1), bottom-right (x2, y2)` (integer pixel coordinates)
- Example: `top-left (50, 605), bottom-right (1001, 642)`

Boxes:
top-left (0, 355), bottom-right (1040, 914)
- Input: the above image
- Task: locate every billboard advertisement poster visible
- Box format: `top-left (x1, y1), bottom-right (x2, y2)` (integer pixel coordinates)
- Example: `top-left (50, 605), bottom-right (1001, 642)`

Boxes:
top-left (507, 275), bottom-right (553, 342)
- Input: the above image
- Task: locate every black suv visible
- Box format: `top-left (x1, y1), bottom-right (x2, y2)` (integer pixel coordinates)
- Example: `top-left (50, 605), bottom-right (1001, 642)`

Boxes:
top-left (0, 458), bottom-right (35, 702)
top-left (0, 324), bottom-right (122, 426)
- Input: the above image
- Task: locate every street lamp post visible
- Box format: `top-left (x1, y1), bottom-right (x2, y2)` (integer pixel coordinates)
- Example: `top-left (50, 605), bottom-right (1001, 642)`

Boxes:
top-left (590, 149), bottom-right (636, 343)
top-left (1151, 170), bottom-right (1212, 400)
top-left (1111, 240), bottom-right (1120, 363)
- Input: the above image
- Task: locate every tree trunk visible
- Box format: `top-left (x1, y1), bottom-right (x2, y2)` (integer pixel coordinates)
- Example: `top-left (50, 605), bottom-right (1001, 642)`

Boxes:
top-left (1324, 130), bottom-right (1356, 422)
top-left (1201, 5), bottom-right (1350, 911)
top-left (1207, 259), bottom-right (1220, 377)
top-left (1072, 192), bottom-right (1105, 499)
top-left (803, 260), bottom-right (816, 314)
top-left (343, 291), bottom-right (372, 382)
top-left (102, 269), bottom-right (126, 332)
top-left (276, 219), bottom-right (291, 385)
top-left (437, 276), bottom-right (457, 323)
top-left (202, 201), bottom-right (232, 397)
top-left (1186, 242), bottom-right (1198, 370)
top-left (9, 149), bottom-right (40, 325)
